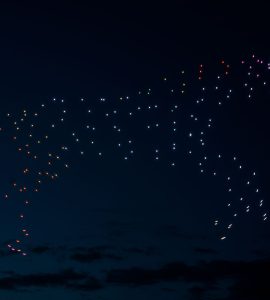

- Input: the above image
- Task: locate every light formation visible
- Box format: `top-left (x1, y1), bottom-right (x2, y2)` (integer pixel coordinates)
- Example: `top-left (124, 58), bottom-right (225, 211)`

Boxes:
top-left (1, 54), bottom-right (269, 255)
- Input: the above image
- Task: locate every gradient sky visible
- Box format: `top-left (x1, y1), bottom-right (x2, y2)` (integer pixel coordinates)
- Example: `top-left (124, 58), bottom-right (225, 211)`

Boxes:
top-left (0, 1), bottom-right (270, 299)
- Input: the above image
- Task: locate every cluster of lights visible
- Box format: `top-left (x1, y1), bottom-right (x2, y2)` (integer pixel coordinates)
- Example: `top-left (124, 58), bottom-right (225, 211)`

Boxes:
top-left (1, 54), bottom-right (269, 255)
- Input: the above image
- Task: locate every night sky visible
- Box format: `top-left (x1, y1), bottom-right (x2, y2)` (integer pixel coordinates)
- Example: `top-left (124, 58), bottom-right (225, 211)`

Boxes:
top-left (0, 1), bottom-right (270, 299)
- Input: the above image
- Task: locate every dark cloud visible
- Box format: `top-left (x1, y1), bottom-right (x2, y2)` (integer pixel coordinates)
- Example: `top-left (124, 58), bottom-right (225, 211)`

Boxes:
top-left (224, 269), bottom-right (270, 300)
top-left (28, 244), bottom-right (123, 263)
top-left (67, 277), bottom-right (103, 291)
top-left (106, 262), bottom-right (190, 285)
top-left (155, 225), bottom-right (207, 241)
top-left (123, 246), bottom-right (157, 256)
top-left (0, 255), bottom-right (269, 299)
top-left (193, 247), bottom-right (219, 255)
top-left (106, 259), bottom-right (270, 299)
top-left (0, 250), bottom-right (9, 258)
top-left (252, 249), bottom-right (270, 258)
top-left (187, 285), bottom-right (208, 300)
top-left (0, 269), bottom-right (101, 291)
top-left (30, 246), bottom-right (51, 254)
top-left (29, 243), bottom-right (158, 262)
top-left (70, 247), bottom-right (123, 263)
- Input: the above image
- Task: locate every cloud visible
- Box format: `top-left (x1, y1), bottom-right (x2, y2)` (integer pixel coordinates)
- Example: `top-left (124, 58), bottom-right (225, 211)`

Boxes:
top-left (30, 246), bottom-right (51, 254)
top-left (106, 262), bottom-right (190, 285)
top-left (70, 246), bottom-right (123, 263)
top-left (5, 241), bottom-right (270, 299)
top-left (123, 246), bottom-right (157, 256)
top-left (224, 267), bottom-right (270, 300)
top-left (0, 250), bottom-right (10, 258)
top-left (106, 259), bottom-right (270, 299)
top-left (155, 225), bottom-right (208, 240)
top-left (187, 285), bottom-right (209, 300)
top-left (0, 269), bottom-right (101, 291)
top-left (252, 249), bottom-right (270, 258)
top-left (68, 277), bottom-right (102, 291)
top-left (0, 256), bottom-right (269, 299)
top-left (193, 247), bottom-right (219, 255)
top-left (28, 244), bottom-right (123, 264)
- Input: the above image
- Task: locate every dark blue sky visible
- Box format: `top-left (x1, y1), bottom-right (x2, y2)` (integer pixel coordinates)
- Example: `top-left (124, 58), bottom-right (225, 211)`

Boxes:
top-left (0, 1), bottom-right (270, 299)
